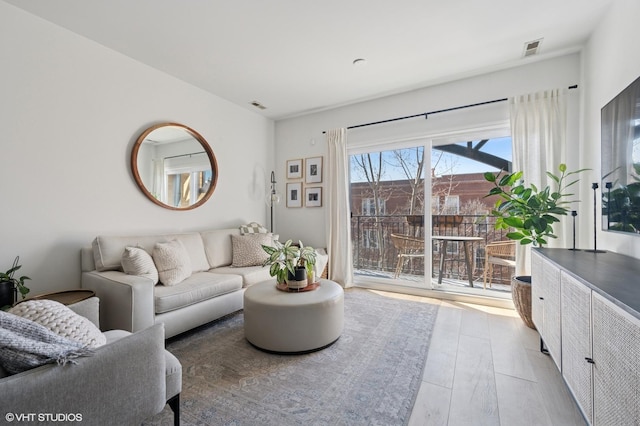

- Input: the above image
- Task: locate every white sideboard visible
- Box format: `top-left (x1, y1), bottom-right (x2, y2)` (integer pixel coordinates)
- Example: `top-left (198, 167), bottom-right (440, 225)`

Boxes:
top-left (532, 248), bottom-right (640, 425)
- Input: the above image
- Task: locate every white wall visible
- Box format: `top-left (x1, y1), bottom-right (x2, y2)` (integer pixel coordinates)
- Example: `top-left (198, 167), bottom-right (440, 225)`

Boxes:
top-left (0, 3), bottom-right (274, 294)
top-left (275, 54), bottom-right (583, 249)
top-left (583, 0), bottom-right (640, 258)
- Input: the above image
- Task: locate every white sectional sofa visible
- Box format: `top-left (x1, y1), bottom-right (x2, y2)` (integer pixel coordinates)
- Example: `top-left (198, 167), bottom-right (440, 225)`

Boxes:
top-left (81, 228), bottom-right (279, 338)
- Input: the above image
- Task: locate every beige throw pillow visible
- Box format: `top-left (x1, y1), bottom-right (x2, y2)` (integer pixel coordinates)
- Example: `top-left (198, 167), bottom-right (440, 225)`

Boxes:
top-left (121, 246), bottom-right (159, 284)
top-left (152, 239), bottom-right (192, 286)
top-left (9, 300), bottom-right (107, 348)
top-left (231, 233), bottom-right (272, 267)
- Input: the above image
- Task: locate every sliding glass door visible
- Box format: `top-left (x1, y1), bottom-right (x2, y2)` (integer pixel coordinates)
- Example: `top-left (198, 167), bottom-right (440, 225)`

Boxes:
top-left (350, 135), bottom-right (514, 299)
top-left (350, 145), bottom-right (428, 288)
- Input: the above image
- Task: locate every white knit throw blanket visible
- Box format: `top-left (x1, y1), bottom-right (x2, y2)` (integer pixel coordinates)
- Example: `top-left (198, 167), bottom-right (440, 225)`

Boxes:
top-left (0, 310), bottom-right (93, 375)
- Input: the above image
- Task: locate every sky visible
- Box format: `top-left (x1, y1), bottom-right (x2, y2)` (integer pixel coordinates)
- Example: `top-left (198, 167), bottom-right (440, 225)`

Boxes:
top-left (433, 136), bottom-right (512, 176)
top-left (350, 137), bottom-right (512, 183)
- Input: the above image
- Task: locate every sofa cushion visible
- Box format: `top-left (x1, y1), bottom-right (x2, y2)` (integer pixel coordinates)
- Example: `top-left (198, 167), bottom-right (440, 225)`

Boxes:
top-left (153, 240), bottom-right (192, 286)
top-left (153, 272), bottom-right (243, 314)
top-left (102, 329), bottom-right (182, 401)
top-left (92, 233), bottom-right (209, 273)
top-left (9, 300), bottom-right (106, 348)
top-left (103, 329), bottom-right (131, 344)
top-left (67, 297), bottom-right (100, 329)
top-left (122, 246), bottom-right (159, 284)
top-left (200, 228), bottom-right (241, 269)
top-left (231, 233), bottom-right (272, 267)
top-left (213, 265), bottom-right (271, 288)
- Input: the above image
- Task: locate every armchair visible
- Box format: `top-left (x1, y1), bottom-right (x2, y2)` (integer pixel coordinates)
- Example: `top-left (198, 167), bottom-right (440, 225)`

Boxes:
top-left (0, 297), bottom-right (181, 426)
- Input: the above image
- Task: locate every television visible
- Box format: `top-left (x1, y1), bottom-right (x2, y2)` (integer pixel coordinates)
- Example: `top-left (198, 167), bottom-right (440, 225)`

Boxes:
top-left (601, 75), bottom-right (640, 235)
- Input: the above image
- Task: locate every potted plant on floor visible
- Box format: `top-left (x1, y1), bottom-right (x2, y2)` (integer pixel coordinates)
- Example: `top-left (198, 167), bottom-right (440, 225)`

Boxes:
top-left (0, 256), bottom-right (31, 310)
top-left (262, 240), bottom-right (317, 289)
top-left (484, 163), bottom-right (587, 328)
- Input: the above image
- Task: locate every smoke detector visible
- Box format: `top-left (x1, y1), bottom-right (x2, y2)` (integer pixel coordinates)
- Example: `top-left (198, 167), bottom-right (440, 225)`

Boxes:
top-left (523, 38), bottom-right (543, 58)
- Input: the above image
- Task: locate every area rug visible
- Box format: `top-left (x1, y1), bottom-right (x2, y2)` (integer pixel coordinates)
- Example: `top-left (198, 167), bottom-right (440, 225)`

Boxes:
top-left (144, 288), bottom-right (439, 426)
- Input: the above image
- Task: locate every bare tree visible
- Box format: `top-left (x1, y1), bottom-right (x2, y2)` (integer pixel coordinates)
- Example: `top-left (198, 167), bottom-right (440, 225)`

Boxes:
top-left (431, 151), bottom-right (461, 215)
top-left (351, 153), bottom-right (388, 268)
top-left (390, 147), bottom-right (425, 215)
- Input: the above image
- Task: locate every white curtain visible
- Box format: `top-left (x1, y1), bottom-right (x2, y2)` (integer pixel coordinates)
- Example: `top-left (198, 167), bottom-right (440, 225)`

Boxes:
top-left (510, 89), bottom-right (567, 275)
top-left (152, 158), bottom-right (166, 203)
top-left (326, 128), bottom-right (353, 288)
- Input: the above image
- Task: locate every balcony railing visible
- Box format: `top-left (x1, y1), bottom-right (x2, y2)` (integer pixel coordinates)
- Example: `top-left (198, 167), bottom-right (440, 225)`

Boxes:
top-left (351, 214), bottom-right (513, 286)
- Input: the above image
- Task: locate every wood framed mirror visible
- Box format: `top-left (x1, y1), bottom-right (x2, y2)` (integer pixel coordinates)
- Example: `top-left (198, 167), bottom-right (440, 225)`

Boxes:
top-left (131, 123), bottom-right (218, 210)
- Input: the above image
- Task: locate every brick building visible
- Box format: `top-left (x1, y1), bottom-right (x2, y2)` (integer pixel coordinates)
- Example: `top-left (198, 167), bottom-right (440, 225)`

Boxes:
top-left (350, 172), bottom-right (500, 217)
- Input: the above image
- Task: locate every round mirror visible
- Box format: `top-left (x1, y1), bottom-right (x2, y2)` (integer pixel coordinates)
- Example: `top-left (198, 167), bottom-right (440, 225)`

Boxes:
top-left (131, 123), bottom-right (218, 210)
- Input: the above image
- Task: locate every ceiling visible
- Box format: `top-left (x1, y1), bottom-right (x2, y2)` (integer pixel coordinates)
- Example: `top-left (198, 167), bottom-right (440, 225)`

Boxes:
top-left (4, 0), bottom-right (614, 120)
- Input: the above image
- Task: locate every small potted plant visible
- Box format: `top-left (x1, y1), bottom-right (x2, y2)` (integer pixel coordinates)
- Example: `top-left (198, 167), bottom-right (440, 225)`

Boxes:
top-left (262, 239), bottom-right (316, 289)
top-left (0, 256), bottom-right (31, 309)
top-left (484, 163), bottom-right (587, 328)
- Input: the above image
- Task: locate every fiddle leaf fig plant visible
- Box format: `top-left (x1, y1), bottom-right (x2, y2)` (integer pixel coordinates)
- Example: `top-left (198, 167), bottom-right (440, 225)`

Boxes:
top-left (484, 163), bottom-right (588, 247)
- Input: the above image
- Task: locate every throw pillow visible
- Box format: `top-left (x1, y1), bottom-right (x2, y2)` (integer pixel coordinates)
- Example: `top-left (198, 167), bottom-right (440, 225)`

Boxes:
top-left (152, 239), bottom-right (192, 286)
top-left (9, 300), bottom-right (106, 348)
top-left (231, 233), bottom-right (272, 267)
top-left (0, 309), bottom-right (93, 375)
top-left (239, 222), bottom-right (268, 235)
top-left (121, 246), bottom-right (159, 284)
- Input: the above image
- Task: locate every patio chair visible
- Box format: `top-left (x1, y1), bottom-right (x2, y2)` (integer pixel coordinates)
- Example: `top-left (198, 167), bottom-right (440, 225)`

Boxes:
top-left (390, 233), bottom-right (425, 278)
top-left (482, 240), bottom-right (516, 289)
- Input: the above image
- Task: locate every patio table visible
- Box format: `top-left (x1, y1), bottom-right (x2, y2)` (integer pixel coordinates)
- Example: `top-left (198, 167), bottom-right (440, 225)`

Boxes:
top-left (432, 235), bottom-right (483, 287)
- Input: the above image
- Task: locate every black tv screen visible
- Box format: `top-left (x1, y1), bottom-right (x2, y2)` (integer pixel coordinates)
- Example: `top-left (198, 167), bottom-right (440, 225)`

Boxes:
top-left (601, 75), bottom-right (640, 234)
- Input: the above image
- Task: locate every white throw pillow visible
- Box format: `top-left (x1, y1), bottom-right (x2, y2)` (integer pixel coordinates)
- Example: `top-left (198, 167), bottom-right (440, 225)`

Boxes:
top-left (121, 246), bottom-right (159, 284)
top-left (152, 239), bottom-right (192, 286)
top-left (9, 300), bottom-right (106, 348)
top-left (231, 233), bottom-right (272, 267)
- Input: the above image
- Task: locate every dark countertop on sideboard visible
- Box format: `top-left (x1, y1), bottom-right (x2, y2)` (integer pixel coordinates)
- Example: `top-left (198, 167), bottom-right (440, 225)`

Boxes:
top-left (534, 248), bottom-right (640, 318)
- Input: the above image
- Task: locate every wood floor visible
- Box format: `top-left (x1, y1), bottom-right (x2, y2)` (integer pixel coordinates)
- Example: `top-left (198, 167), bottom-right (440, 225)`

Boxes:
top-left (395, 294), bottom-right (588, 426)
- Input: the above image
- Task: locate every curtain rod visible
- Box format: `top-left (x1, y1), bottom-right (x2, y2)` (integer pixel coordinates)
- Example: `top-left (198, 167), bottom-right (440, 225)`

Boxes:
top-left (323, 85), bottom-right (578, 134)
top-left (164, 151), bottom-right (206, 160)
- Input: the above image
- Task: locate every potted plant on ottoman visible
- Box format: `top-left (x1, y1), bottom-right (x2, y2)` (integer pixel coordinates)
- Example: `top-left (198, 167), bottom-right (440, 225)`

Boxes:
top-left (484, 163), bottom-right (586, 328)
top-left (262, 240), bottom-right (317, 289)
top-left (0, 256), bottom-right (31, 309)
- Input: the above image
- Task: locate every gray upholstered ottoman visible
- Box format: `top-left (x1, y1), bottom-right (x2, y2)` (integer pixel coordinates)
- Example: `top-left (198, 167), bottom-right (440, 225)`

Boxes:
top-left (243, 279), bottom-right (344, 353)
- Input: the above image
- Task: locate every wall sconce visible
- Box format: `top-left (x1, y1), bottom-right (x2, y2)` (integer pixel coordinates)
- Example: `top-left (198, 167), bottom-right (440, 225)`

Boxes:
top-left (266, 171), bottom-right (281, 232)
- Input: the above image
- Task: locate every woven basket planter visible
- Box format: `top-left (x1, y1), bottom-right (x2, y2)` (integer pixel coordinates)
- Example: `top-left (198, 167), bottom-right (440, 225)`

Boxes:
top-left (512, 276), bottom-right (536, 329)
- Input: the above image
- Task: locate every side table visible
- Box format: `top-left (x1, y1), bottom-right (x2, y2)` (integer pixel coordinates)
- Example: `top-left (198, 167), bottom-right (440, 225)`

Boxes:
top-left (23, 289), bottom-right (95, 306)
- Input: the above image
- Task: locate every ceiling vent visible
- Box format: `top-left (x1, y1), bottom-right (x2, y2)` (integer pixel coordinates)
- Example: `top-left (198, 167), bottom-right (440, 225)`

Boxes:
top-left (250, 101), bottom-right (267, 110)
top-left (523, 38), bottom-right (543, 58)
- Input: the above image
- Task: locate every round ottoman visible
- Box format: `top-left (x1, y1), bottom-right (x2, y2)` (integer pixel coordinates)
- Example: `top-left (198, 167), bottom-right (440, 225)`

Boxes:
top-left (243, 279), bottom-right (344, 353)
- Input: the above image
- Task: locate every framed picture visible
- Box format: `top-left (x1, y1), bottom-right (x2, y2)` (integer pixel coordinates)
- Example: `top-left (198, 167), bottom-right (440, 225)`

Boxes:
top-left (286, 182), bottom-right (302, 208)
top-left (305, 187), bottom-right (322, 207)
top-left (305, 156), bottom-right (323, 183)
top-left (286, 159), bottom-right (303, 179)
